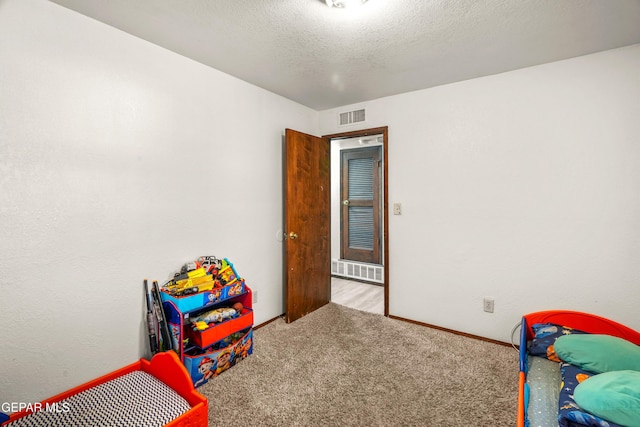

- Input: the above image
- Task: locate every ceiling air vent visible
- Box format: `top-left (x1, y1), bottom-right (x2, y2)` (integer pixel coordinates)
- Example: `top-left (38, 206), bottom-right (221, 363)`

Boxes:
top-left (338, 108), bottom-right (366, 126)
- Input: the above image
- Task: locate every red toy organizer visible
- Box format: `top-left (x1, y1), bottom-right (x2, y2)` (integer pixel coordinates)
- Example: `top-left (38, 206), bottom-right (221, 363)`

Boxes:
top-left (164, 284), bottom-right (254, 387)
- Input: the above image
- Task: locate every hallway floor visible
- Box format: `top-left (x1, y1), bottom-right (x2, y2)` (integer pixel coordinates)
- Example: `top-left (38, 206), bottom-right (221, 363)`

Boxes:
top-left (331, 277), bottom-right (384, 315)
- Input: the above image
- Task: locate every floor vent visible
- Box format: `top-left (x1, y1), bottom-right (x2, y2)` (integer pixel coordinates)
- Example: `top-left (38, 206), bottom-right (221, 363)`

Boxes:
top-left (331, 259), bottom-right (383, 283)
top-left (338, 108), bottom-right (366, 126)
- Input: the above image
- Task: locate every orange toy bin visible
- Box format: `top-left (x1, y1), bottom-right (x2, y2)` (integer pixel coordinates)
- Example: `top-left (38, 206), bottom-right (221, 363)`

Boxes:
top-left (186, 308), bottom-right (253, 349)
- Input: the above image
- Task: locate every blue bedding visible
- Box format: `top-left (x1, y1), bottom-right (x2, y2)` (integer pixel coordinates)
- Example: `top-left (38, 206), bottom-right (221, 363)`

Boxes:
top-left (558, 363), bottom-right (622, 427)
top-left (526, 323), bottom-right (626, 427)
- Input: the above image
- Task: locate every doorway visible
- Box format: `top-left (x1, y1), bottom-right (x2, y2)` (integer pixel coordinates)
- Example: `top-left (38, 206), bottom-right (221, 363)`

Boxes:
top-left (325, 127), bottom-right (388, 316)
top-left (283, 127), bottom-right (388, 322)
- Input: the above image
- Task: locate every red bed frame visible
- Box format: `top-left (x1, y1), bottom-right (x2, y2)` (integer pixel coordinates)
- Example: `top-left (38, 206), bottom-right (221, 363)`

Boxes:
top-left (2, 351), bottom-right (208, 427)
top-left (516, 310), bottom-right (640, 427)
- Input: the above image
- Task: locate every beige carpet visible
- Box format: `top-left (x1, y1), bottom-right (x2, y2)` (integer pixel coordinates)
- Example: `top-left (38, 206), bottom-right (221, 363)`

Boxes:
top-left (199, 303), bottom-right (518, 426)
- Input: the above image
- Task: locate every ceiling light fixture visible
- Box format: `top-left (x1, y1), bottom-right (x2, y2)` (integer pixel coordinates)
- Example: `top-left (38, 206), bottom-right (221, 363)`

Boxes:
top-left (325, 0), bottom-right (368, 8)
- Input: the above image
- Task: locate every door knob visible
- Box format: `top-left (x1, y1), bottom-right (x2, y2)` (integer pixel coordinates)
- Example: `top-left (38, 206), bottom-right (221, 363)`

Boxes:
top-left (342, 199), bottom-right (350, 206)
top-left (289, 231), bottom-right (298, 240)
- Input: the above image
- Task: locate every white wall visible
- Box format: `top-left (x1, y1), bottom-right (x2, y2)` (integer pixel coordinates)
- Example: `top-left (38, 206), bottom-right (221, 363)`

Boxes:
top-left (0, 0), bottom-right (317, 404)
top-left (321, 44), bottom-right (640, 342)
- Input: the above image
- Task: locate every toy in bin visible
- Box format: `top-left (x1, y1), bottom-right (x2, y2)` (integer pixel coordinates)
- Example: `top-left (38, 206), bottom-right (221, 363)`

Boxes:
top-left (186, 301), bottom-right (253, 349)
top-left (160, 278), bottom-right (247, 313)
top-left (191, 303), bottom-right (243, 331)
top-left (162, 256), bottom-right (239, 297)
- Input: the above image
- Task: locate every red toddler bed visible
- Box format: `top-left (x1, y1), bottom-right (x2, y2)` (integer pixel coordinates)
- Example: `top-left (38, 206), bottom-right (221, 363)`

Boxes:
top-left (1, 351), bottom-right (208, 427)
top-left (517, 310), bottom-right (640, 427)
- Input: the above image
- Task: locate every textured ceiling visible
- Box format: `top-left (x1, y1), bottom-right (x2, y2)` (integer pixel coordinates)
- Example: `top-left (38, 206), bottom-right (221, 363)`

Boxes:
top-left (49, 0), bottom-right (640, 110)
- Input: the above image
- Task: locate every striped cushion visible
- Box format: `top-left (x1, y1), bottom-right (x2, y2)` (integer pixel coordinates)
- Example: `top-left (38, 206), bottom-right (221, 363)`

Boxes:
top-left (7, 371), bottom-right (191, 427)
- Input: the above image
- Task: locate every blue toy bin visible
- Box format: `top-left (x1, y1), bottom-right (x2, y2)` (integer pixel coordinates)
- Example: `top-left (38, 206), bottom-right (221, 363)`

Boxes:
top-left (160, 279), bottom-right (246, 313)
top-left (184, 327), bottom-right (253, 388)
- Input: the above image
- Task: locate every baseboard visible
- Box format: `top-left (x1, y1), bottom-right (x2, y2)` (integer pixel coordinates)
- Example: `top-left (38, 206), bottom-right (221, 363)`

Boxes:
top-left (254, 312), bottom-right (509, 347)
top-left (255, 313), bottom-right (285, 330)
top-left (388, 315), bottom-right (510, 347)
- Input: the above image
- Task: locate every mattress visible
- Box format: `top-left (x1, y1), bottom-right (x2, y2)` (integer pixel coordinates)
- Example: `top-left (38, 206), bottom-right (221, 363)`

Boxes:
top-left (5, 371), bottom-right (191, 427)
top-left (526, 355), bottom-right (561, 427)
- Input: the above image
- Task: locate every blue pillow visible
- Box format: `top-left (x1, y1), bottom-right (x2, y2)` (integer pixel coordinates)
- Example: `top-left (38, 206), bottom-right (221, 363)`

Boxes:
top-left (555, 334), bottom-right (640, 374)
top-left (529, 323), bottom-right (586, 361)
top-left (574, 370), bottom-right (640, 427)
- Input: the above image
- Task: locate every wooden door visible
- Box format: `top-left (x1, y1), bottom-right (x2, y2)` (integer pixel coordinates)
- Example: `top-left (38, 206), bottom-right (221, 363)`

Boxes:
top-left (284, 129), bottom-right (331, 323)
top-left (341, 146), bottom-right (381, 264)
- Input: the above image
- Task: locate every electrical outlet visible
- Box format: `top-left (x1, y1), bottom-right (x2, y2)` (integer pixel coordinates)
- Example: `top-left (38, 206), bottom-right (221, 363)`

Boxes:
top-left (393, 203), bottom-right (402, 215)
top-left (253, 290), bottom-right (258, 304)
top-left (483, 297), bottom-right (494, 313)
